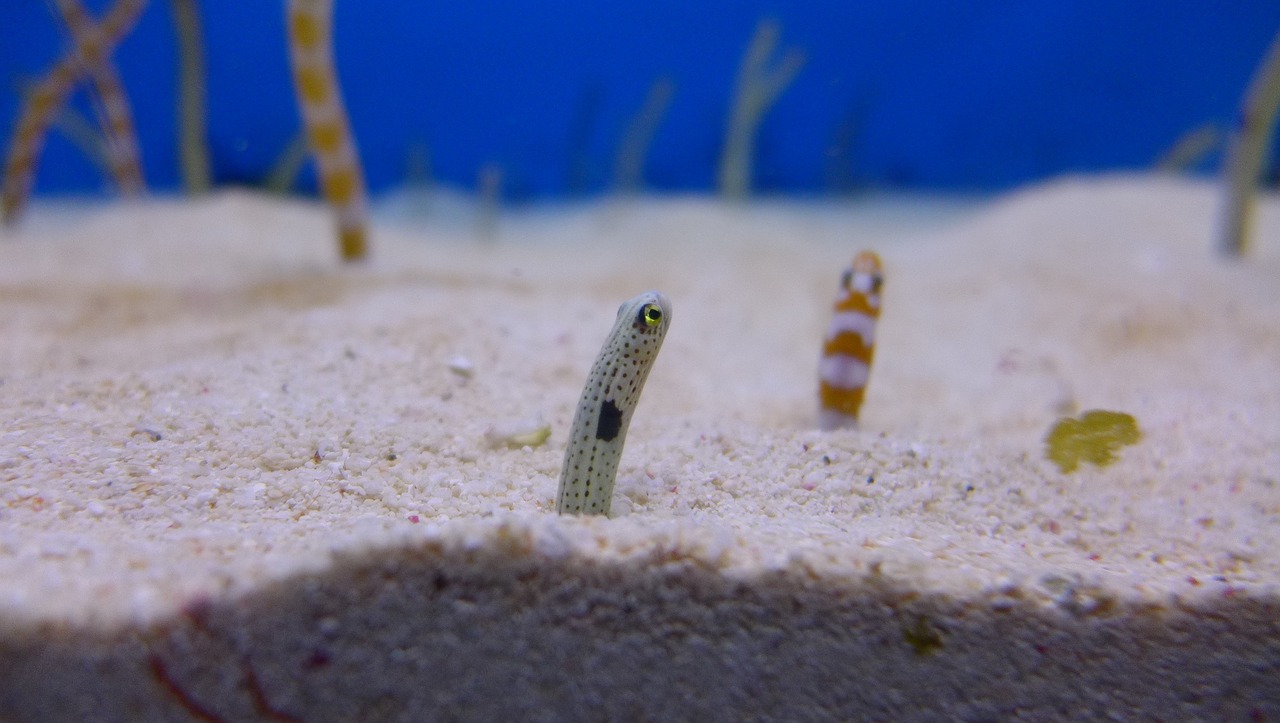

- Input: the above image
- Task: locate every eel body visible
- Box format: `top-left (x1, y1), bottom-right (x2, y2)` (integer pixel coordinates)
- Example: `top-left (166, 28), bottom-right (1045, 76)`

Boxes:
top-left (1, 0), bottom-right (147, 224)
top-left (286, 0), bottom-right (369, 260)
top-left (818, 251), bottom-right (883, 430)
top-left (557, 291), bottom-right (672, 515)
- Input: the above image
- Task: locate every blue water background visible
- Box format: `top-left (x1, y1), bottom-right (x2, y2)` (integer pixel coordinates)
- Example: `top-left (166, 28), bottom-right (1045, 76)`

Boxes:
top-left (1, 1), bottom-right (1278, 201)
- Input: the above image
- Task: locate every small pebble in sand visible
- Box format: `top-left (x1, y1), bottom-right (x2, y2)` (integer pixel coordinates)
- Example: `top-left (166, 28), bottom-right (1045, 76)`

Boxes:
top-left (485, 416), bottom-right (552, 449)
top-left (447, 355), bottom-right (475, 378)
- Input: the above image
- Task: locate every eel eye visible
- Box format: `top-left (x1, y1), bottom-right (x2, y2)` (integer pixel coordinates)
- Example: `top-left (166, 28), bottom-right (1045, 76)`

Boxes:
top-left (869, 272), bottom-right (883, 294)
top-left (840, 270), bottom-right (853, 290)
top-left (637, 303), bottom-right (662, 328)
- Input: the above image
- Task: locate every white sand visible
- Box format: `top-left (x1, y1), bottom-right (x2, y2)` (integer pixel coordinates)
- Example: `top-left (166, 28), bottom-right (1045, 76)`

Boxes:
top-left (1, 176), bottom-right (1278, 719)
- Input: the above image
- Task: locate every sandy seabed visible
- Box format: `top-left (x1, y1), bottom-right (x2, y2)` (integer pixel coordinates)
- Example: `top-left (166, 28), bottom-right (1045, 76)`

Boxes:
top-left (0, 175), bottom-right (1278, 720)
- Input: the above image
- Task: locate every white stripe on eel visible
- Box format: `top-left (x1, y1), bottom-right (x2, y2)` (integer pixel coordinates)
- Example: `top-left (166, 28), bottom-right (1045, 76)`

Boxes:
top-left (557, 291), bottom-right (672, 516)
top-left (825, 310), bottom-right (877, 345)
top-left (819, 354), bottom-right (870, 391)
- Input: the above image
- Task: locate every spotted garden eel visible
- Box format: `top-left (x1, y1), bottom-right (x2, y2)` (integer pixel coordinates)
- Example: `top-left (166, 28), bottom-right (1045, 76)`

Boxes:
top-left (557, 291), bottom-right (672, 516)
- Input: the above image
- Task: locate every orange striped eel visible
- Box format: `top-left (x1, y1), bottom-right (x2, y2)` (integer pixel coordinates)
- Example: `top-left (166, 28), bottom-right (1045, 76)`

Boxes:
top-left (286, 0), bottom-right (369, 261)
top-left (1, 0), bottom-right (146, 225)
top-left (818, 251), bottom-right (883, 430)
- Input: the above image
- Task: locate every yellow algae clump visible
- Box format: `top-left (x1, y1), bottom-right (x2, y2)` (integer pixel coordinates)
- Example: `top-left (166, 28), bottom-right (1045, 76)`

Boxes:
top-left (1044, 410), bottom-right (1142, 473)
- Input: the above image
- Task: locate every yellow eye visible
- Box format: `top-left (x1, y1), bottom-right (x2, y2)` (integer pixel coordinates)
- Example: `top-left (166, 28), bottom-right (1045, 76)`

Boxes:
top-left (639, 303), bottom-right (662, 328)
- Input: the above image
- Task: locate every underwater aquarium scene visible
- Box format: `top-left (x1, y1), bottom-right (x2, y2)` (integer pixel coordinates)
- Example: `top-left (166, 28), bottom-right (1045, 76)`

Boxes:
top-left (2, 1), bottom-right (1280, 720)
